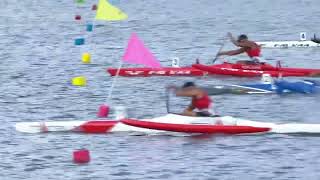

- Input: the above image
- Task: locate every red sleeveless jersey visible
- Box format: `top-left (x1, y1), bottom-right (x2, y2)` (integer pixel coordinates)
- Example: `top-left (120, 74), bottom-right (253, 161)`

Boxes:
top-left (192, 93), bottom-right (212, 110)
top-left (245, 44), bottom-right (261, 57)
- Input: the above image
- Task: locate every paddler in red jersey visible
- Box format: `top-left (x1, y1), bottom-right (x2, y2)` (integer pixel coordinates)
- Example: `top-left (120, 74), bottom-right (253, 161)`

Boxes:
top-left (217, 32), bottom-right (265, 64)
top-left (170, 82), bottom-right (214, 117)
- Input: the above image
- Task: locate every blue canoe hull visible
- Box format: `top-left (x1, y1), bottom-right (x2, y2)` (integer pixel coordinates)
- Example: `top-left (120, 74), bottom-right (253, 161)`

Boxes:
top-left (205, 80), bottom-right (319, 95)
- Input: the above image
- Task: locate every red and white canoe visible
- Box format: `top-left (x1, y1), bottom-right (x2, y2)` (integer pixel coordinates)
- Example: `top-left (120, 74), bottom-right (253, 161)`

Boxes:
top-left (15, 114), bottom-right (320, 134)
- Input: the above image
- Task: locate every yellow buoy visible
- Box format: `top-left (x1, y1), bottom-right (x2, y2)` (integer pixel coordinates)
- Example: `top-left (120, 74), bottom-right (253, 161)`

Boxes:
top-left (72, 76), bottom-right (87, 86)
top-left (82, 53), bottom-right (91, 64)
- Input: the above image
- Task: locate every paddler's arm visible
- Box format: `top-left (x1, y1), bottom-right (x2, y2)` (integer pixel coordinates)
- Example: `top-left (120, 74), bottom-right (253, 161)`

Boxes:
top-left (175, 88), bottom-right (200, 97)
top-left (186, 104), bottom-right (195, 111)
top-left (228, 32), bottom-right (239, 46)
top-left (217, 48), bottom-right (246, 56)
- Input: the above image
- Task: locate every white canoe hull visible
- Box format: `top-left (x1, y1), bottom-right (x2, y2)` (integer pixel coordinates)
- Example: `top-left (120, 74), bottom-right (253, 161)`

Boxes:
top-left (257, 41), bottom-right (320, 48)
top-left (15, 121), bottom-right (86, 133)
top-left (15, 114), bottom-right (320, 134)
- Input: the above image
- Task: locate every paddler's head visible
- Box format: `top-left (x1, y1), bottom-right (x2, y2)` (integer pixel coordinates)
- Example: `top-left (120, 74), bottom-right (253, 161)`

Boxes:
top-left (237, 34), bottom-right (248, 43)
top-left (182, 82), bottom-right (196, 89)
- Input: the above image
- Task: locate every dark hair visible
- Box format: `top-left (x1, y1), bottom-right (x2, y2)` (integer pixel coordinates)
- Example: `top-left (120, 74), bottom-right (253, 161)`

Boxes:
top-left (238, 34), bottom-right (248, 42)
top-left (182, 82), bottom-right (195, 88)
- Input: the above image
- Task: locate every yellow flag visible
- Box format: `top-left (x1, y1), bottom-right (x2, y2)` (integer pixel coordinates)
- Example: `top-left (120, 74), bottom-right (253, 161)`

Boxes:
top-left (95, 0), bottom-right (128, 21)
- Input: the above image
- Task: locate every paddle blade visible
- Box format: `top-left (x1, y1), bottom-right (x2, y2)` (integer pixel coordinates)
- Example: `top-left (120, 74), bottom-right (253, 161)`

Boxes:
top-left (212, 36), bottom-right (228, 64)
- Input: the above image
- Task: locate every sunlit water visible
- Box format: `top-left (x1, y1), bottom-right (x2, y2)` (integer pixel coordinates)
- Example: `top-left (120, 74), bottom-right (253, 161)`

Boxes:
top-left (1, 0), bottom-right (320, 179)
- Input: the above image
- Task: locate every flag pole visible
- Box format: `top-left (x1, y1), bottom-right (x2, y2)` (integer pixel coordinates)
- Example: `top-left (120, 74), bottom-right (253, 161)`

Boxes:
top-left (88, 2), bottom-right (98, 46)
top-left (107, 59), bottom-right (123, 101)
top-left (95, 0), bottom-right (130, 119)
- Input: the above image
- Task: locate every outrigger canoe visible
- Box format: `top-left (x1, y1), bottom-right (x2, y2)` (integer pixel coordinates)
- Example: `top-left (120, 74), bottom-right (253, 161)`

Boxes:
top-left (15, 114), bottom-right (320, 135)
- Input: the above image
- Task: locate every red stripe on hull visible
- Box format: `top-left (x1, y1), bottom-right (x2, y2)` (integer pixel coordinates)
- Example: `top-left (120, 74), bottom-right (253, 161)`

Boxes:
top-left (121, 119), bottom-right (270, 134)
top-left (75, 121), bottom-right (118, 134)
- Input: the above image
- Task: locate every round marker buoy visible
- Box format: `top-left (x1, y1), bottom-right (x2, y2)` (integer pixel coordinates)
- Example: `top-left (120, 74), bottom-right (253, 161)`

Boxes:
top-left (97, 104), bottom-right (109, 118)
top-left (92, 4), bottom-right (97, 11)
top-left (82, 53), bottom-right (91, 64)
top-left (72, 76), bottom-right (87, 86)
top-left (86, 24), bottom-right (93, 32)
top-left (74, 38), bottom-right (85, 46)
top-left (75, 15), bottom-right (82, 20)
top-left (73, 149), bottom-right (90, 164)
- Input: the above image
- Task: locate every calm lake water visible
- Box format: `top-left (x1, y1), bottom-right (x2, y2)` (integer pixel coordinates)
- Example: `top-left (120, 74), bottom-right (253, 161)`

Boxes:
top-left (1, 0), bottom-right (320, 179)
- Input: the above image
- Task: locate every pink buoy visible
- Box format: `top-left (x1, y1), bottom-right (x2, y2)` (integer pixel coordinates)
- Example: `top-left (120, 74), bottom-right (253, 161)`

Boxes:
top-left (97, 104), bottom-right (109, 118)
top-left (75, 15), bottom-right (81, 20)
top-left (73, 149), bottom-right (90, 163)
top-left (91, 4), bottom-right (97, 11)
top-left (40, 122), bottom-right (48, 133)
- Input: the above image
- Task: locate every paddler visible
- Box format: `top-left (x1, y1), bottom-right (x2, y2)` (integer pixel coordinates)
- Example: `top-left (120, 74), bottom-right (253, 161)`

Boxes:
top-left (168, 82), bottom-right (214, 117)
top-left (217, 32), bottom-right (265, 64)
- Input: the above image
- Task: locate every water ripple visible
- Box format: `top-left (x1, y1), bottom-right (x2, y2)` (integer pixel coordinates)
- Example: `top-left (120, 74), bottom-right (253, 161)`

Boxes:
top-left (1, 0), bottom-right (320, 179)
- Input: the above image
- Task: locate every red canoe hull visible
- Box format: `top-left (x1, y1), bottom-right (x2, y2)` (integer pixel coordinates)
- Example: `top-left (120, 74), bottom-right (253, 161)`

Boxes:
top-left (214, 62), bottom-right (320, 75)
top-left (192, 64), bottom-right (308, 77)
top-left (107, 67), bottom-right (206, 77)
top-left (106, 62), bottom-right (320, 77)
top-left (121, 119), bottom-right (270, 134)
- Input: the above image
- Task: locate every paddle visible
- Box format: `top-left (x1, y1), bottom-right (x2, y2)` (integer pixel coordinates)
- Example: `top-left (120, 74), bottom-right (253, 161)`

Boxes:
top-left (165, 88), bottom-right (171, 113)
top-left (311, 33), bottom-right (320, 43)
top-left (165, 86), bottom-right (183, 115)
top-left (165, 86), bottom-right (177, 114)
top-left (212, 35), bottom-right (228, 64)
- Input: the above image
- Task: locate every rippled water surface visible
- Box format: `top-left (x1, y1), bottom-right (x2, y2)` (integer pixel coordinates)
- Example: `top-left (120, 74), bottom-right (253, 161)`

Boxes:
top-left (1, 0), bottom-right (320, 179)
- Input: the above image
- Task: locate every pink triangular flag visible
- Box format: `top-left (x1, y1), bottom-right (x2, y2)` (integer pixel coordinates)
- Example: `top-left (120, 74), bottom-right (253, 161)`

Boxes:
top-left (122, 33), bottom-right (162, 68)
